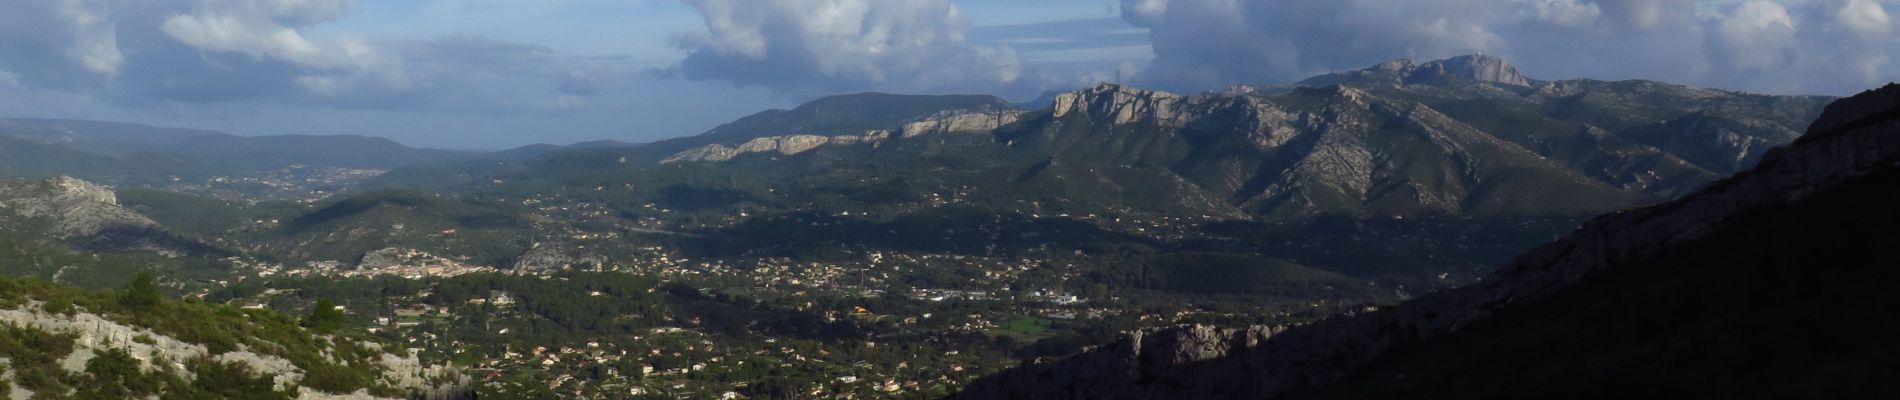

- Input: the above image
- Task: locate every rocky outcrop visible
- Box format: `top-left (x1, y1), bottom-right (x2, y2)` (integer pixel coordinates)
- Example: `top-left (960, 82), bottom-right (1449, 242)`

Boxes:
top-left (0, 302), bottom-right (468, 400)
top-left (735, 134), bottom-right (833, 155)
top-left (899, 109), bottom-right (1022, 138)
top-left (661, 105), bottom-right (1025, 163)
top-left (358, 247), bottom-right (470, 270)
top-left (954, 83), bottom-right (1900, 399)
top-left (0, 176), bottom-right (224, 256)
top-left (661, 131), bottom-right (891, 163)
top-left (1040, 83), bottom-right (1633, 218)
top-left (1302, 54), bottom-right (1532, 88)
top-left (1051, 83), bottom-right (1308, 148)
top-left (1052, 84), bottom-right (1188, 125)
top-left (1413, 54), bottom-right (1532, 86)
top-left (0, 176), bottom-right (156, 237)
top-left (511, 243), bottom-right (608, 272)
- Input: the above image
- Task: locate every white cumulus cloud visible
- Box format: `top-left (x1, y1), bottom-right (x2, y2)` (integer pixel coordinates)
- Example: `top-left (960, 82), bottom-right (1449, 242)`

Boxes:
top-left (1120, 0), bottom-right (1900, 95)
top-left (669, 0), bottom-right (1028, 96)
top-left (0, 0), bottom-right (618, 113)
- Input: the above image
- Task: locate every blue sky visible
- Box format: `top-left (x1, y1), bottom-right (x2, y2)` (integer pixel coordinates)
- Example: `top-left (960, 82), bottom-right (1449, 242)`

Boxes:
top-left (1, 0), bottom-right (1896, 150)
top-left (0, 0), bottom-right (1146, 149)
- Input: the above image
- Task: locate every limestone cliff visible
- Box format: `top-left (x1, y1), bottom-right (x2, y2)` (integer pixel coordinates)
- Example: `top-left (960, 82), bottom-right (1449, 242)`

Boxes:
top-left (661, 104), bottom-right (1024, 163)
top-left (0, 176), bottom-right (221, 256)
top-left (0, 286), bottom-right (473, 399)
top-left (661, 131), bottom-right (891, 163)
top-left (900, 108), bottom-right (1022, 138)
top-left (0, 176), bottom-right (156, 237)
top-left (1300, 54), bottom-right (1532, 88)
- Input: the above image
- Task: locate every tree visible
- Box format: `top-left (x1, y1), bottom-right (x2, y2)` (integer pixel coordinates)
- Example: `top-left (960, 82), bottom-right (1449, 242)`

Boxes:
top-left (120, 271), bottom-right (160, 309)
top-left (304, 299), bottom-right (345, 333)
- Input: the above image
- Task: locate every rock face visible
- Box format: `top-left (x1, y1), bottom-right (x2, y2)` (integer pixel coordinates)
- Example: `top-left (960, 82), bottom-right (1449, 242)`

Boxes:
top-left (661, 131), bottom-right (891, 163)
top-left (1020, 83), bottom-right (1644, 218)
top-left (511, 243), bottom-right (608, 272)
top-left (629, 92), bottom-right (1016, 163)
top-left (899, 109), bottom-right (1022, 138)
top-left (1048, 84), bottom-right (1307, 148)
top-left (0, 176), bottom-right (223, 256)
top-left (0, 176), bottom-right (155, 237)
top-left (1301, 54), bottom-right (1532, 87)
top-left (661, 105), bottom-right (1022, 163)
top-left (953, 84), bottom-right (1900, 399)
top-left (0, 302), bottom-right (471, 400)
top-left (1414, 54), bottom-right (1532, 86)
top-left (358, 247), bottom-right (472, 270)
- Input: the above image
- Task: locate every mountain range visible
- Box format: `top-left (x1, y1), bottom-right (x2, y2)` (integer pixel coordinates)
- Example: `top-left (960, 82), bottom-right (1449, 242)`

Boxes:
top-left (0, 54), bottom-right (1841, 296)
top-left (0, 118), bottom-right (469, 199)
top-left (382, 55), bottom-right (1827, 223)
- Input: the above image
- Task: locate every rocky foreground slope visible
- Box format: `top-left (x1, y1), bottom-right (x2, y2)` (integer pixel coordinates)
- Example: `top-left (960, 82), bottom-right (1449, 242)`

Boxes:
top-left (950, 84), bottom-right (1900, 399)
top-left (0, 278), bottom-right (471, 399)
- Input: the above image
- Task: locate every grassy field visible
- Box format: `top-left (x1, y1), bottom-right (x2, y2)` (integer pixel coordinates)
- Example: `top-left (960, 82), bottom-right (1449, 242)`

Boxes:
top-left (995, 315), bottom-right (1054, 341)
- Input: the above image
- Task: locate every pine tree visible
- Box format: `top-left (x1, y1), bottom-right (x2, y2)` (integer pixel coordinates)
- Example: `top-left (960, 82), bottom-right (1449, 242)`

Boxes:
top-left (120, 271), bottom-right (160, 309)
top-left (304, 299), bottom-right (345, 333)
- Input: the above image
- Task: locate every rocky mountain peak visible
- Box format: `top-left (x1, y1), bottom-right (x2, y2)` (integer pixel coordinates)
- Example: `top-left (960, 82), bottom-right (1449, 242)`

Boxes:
top-left (1051, 83), bottom-right (1187, 124)
top-left (1371, 58), bottom-right (1416, 72)
top-left (1301, 54), bottom-right (1533, 88)
top-left (1414, 53), bottom-right (1531, 86)
top-left (48, 175), bottom-right (120, 206)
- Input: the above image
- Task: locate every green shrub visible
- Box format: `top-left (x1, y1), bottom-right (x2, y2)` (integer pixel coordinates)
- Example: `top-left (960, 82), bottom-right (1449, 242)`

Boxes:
top-left (42, 298), bottom-right (74, 316)
top-left (119, 271), bottom-right (161, 309)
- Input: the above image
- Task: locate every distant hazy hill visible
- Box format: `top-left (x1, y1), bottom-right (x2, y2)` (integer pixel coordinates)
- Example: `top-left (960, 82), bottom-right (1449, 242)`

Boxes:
top-left (0, 118), bottom-right (221, 156)
top-left (0, 134), bottom-right (205, 185)
top-left (952, 83), bottom-right (1900, 400)
top-left (0, 118), bottom-right (468, 180)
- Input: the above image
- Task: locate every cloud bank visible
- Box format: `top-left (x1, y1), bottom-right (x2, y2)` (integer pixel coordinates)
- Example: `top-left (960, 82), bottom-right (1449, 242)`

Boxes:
top-left (669, 0), bottom-right (1030, 97)
top-left (0, 0), bottom-right (606, 113)
top-left (1121, 0), bottom-right (1900, 95)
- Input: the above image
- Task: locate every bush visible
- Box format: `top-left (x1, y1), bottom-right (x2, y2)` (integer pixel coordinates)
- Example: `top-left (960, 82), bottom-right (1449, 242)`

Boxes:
top-left (300, 362), bottom-right (375, 394)
top-left (120, 271), bottom-right (161, 309)
top-left (303, 299), bottom-right (345, 333)
top-left (42, 298), bottom-right (74, 316)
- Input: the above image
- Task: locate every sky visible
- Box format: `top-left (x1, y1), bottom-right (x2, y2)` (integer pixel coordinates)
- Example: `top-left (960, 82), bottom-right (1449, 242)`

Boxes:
top-left (0, 0), bottom-right (1896, 150)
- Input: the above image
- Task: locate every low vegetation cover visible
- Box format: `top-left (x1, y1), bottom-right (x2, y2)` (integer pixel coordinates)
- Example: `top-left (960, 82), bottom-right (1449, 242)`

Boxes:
top-left (0, 273), bottom-right (434, 399)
